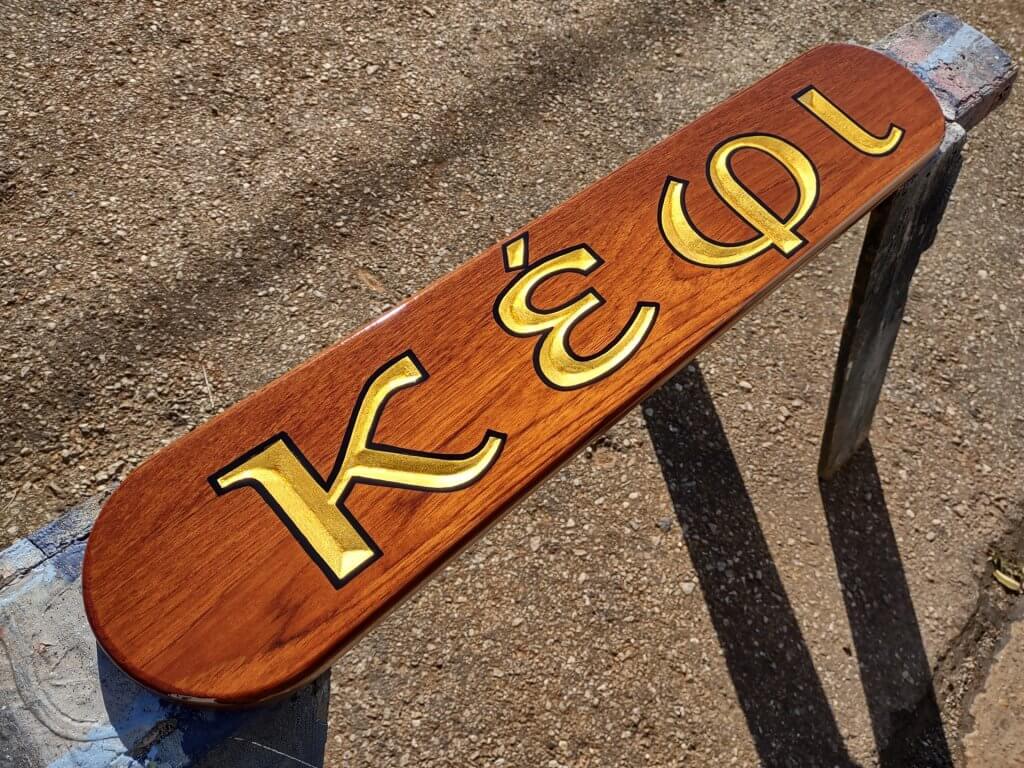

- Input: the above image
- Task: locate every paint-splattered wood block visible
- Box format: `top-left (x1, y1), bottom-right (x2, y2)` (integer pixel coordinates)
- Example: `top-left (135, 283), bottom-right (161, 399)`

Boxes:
top-left (0, 498), bottom-right (329, 766)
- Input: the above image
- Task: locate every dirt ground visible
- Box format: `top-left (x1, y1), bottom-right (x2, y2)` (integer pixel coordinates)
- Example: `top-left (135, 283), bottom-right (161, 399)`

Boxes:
top-left (2, 0), bottom-right (1023, 765)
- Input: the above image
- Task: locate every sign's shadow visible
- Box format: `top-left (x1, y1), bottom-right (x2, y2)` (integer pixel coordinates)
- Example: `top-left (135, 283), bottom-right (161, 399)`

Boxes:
top-left (642, 363), bottom-right (951, 767)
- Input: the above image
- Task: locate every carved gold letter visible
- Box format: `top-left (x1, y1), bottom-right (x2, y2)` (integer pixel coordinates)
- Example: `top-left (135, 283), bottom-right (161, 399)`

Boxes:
top-left (210, 353), bottom-right (505, 586)
top-left (795, 86), bottom-right (903, 156)
top-left (659, 134), bottom-right (819, 268)
top-left (494, 235), bottom-right (658, 390)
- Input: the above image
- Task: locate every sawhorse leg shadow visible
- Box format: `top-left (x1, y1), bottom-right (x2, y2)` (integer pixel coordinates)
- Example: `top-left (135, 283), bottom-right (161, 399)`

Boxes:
top-left (819, 445), bottom-right (952, 767)
top-left (643, 363), bottom-right (855, 767)
top-left (644, 364), bottom-right (952, 767)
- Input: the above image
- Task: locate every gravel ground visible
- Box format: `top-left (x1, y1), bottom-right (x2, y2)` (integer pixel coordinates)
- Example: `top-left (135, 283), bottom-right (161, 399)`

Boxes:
top-left (2, 0), bottom-right (1023, 765)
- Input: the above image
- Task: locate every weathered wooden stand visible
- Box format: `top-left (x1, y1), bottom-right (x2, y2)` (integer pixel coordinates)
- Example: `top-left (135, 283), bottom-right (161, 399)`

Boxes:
top-left (820, 11), bottom-right (1015, 477)
top-left (0, 11), bottom-right (1014, 766)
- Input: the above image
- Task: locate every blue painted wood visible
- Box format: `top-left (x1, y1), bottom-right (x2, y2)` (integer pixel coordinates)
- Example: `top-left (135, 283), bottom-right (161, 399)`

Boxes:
top-left (0, 497), bottom-right (330, 768)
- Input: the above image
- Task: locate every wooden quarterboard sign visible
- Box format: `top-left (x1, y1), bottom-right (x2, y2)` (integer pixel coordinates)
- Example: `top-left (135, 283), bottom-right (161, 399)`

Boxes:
top-left (83, 44), bottom-right (944, 706)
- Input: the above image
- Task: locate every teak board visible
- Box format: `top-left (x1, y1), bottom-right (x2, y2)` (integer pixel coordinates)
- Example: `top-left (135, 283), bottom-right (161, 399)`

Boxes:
top-left (83, 44), bottom-right (944, 705)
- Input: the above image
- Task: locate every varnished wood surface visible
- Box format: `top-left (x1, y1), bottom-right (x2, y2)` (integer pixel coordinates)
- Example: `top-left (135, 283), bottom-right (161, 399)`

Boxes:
top-left (83, 44), bottom-right (944, 705)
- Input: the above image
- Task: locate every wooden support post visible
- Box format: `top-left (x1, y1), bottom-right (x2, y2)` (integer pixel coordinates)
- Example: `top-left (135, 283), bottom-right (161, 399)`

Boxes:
top-left (819, 11), bottom-right (1016, 478)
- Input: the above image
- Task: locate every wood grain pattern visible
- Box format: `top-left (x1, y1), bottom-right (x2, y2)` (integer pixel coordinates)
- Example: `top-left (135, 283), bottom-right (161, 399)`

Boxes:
top-left (83, 44), bottom-right (944, 706)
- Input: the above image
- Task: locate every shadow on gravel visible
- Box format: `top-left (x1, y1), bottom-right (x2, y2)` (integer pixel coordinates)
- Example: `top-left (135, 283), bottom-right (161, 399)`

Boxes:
top-left (820, 444), bottom-right (953, 767)
top-left (644, 363), bottom-right (856, 768)
top-left (25, 0), bottom-right (742, 384)
top-left (643, 363), bottom-right (953, 766)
